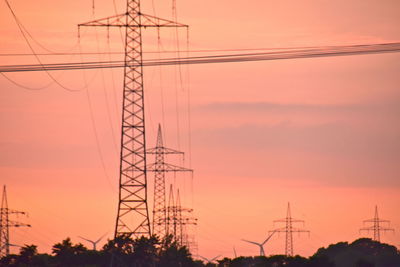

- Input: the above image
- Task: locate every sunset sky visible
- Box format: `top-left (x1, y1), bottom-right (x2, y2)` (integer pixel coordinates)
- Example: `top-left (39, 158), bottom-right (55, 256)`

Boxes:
top-left (1, 0), bottom-right (399, 259)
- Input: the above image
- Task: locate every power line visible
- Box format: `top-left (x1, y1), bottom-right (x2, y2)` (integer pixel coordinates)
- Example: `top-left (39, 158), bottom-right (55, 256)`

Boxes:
top-left (4, 43), bottom-right (398, 57)
top-left (1, 42), bottom-right (399, 73)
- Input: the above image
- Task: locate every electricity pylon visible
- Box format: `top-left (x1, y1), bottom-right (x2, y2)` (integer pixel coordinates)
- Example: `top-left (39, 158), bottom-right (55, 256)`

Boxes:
top-left (270, 203), bottom-right (309, 257)
top-left (166, 185), bottom-right (197, 248)
top-left (242, 230), bottom-right (276, 257)
top-left (360, 205), bottom-right (394, 242)
top-left (78, 1), bottom-right (188, 238)
top-left (0, 185), bottom-right (31, 258)
top-left (146, 124), bottom-right (192, 239)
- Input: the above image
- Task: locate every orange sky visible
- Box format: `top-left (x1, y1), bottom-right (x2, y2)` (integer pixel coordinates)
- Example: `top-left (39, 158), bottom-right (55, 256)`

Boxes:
top-left (1, 0), bottom-right (399, 259)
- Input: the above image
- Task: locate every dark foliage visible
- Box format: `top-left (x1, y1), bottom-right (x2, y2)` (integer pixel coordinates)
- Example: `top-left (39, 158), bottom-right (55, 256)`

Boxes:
top-left (0, 237), bottom-right (399, 267)
top-left (313, 238), bottom-right (400, 267)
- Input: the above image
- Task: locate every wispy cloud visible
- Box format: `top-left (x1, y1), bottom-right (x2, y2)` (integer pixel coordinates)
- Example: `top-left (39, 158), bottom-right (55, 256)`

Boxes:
top-left (195, 101), bottom-right (399, 114)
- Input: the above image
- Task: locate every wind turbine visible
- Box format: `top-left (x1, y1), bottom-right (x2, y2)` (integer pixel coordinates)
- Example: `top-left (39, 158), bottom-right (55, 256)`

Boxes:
top-left (78, 233), bottom-right (107, 251)
top-left (198, 255), bottom-right (221, 264)
top-left (242, 230), bottom-right (276, 257)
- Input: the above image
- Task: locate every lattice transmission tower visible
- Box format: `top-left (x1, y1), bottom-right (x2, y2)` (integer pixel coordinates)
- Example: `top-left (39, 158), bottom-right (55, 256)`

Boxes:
top-left (270, 202), bottom-right (309, 256)
top-left (146, 124), bottom-right (192, 239)
top-left (166, 185), bottom-right (197, 251)
top-left (0, 185), bottom-right (31, 258)
top-left (360, 205), bottom-right (394, 242)
top-left (78, 1), bottom-right (188, 238)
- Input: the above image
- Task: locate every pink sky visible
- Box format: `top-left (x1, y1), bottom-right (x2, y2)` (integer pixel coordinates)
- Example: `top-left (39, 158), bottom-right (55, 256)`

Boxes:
top-left (1, 0), bottom-right (400, 258)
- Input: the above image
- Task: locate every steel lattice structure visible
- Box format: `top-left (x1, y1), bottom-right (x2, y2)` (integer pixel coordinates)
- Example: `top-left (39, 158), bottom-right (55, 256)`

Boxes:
top-left (0, 186), bottom-right (30, 258)
top-left (78, 1), bottom-right (187, 238)
top-left (360, 205), bottom-right (394, 242)
top-left (146, 124), bottom-right (192, 238)
top-left (270, 203), bottom-right (309, 256)
top-left (165, 185), bottom-right (197, 248)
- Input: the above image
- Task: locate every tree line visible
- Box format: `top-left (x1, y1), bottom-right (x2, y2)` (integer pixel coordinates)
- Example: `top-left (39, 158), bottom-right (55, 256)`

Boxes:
top-left (0, 236), bottom-right (399, 267)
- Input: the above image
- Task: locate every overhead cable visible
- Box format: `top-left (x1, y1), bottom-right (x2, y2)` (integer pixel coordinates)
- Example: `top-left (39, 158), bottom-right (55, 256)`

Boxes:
top-left (1, 42), bottom-right (400, 73)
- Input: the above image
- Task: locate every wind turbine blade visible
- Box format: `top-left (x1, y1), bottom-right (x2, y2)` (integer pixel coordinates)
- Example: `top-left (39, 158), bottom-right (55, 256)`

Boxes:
top-left (78, 236), bottom-right (92, 243)
top-left (261, 230), bottom-right (276, 245)
top-left (210, 255), bottom-right (221, 262)
top-left (242, 239), bottom-right (261, 246)
top-left (198, 255), bottom-right (209, 262)
top-left (94, 232), bottom-right (108, 243)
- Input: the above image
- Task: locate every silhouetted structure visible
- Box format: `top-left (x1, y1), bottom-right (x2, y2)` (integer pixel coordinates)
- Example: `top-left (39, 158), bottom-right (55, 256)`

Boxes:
top-left (0, 185), bottom-right (30, 257)
top-left (242, 230), bottom-right (276, 256)
top-left (78, 233), bottom-right (107, 250)
top-left (78, 0), bottom-right (188, 238)
top-left (146, 125), bottom-right (192, 239)
top-left (270, 203), bottom-right (309, 256)
top-left (166, 185), bottom-right (197, 253)
top-left (198, 254), bottom-right (221, 265)
top-left (360, 205), bottom-right (394, 242)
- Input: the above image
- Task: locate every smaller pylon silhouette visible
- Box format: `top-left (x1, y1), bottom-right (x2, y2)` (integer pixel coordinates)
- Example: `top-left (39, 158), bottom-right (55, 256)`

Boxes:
top-left (270, 202), bottom-right (309, 257)
top-left (0, 185), bottom-right (31, 258)
top-left (166, 185), bottom-right (197, 250)
top-left (360, 205), bottom-right (394, 242)
top-left (146, 124), bottom-right (193, 239)
top-left (242, 230), bottom-right (276, 256)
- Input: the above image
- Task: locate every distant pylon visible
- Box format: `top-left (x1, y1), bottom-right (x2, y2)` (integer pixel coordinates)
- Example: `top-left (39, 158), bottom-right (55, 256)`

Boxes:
top-left (270, 202), bottom-right (309, 256)
top-left (360, 205), bottom-right (394, 242)
top-left (146, 124), bottom-right (193, 239)
top-left (166, 185), bottom-right (197, 249)
top-left (0, 185), bottom-right (31, 258)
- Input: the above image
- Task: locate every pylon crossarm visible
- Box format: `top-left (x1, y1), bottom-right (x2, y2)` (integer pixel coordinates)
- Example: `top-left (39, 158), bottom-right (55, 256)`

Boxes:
top-left (291, 228), bottom-right (310, 233)
top-left (146, 146), bottom-right (184, 155)
top-left (364, 219), bottom-right (390, 223)
top-left (78, 13), bottom-right (127, 27)
top-left (291, 219), bottom-right (305, 223)
top-left (147, 162), bottom-right (192, 172)
top-left (6, 210), bottom-right (26, 215)
top-left (381, 228), bottom-right (395, 232)
top-left (6, 220), bottom-right (30, 228)
top-left (140, 13), bottom-right (188, 27)
top-left (181, 218), bottom-right (197, 225)
top-left (274, 218), bottom-right (303, 223)
top-left (78, 12), bottom-right (188, 28)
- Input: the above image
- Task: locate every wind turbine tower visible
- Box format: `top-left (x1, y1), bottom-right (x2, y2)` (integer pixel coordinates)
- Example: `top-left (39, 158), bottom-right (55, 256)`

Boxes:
top-left (270, 203), bottom-right (309, 256)
top-left (0, 185), bottom-right (31, 258)
top-left (360, 205), bottom-right (394, 242)
top-left (78, 1), bottom-right (188, 238)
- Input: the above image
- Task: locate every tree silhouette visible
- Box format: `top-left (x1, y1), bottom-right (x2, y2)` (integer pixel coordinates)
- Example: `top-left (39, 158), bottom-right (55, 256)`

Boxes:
top-left (1, 236), bottom-right (399, 267)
